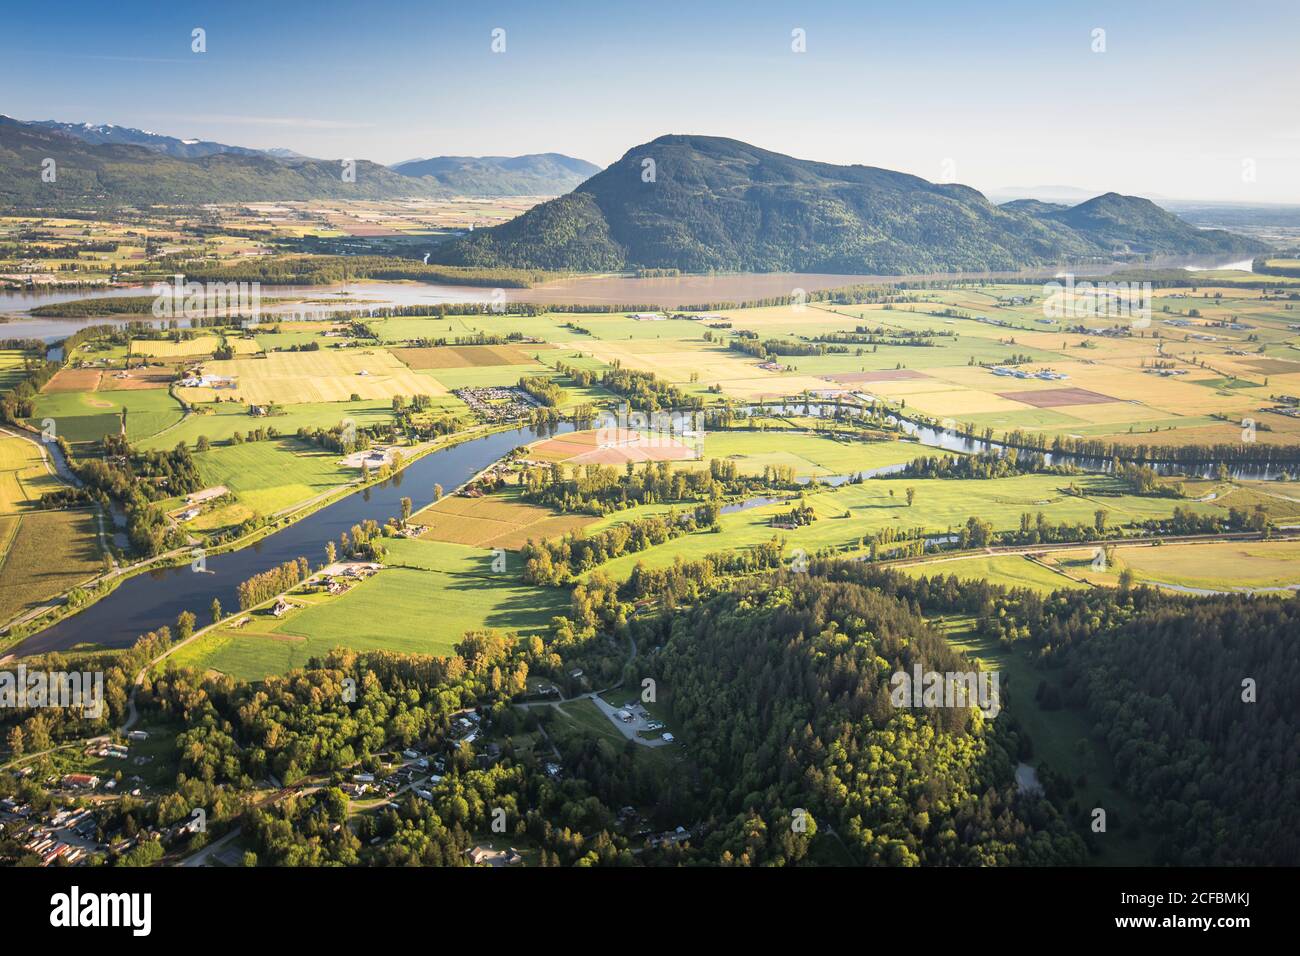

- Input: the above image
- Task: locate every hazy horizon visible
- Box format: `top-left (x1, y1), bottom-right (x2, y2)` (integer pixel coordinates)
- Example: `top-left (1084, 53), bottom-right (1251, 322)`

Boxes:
top-left (3, 0), bottom-right (1299, 203)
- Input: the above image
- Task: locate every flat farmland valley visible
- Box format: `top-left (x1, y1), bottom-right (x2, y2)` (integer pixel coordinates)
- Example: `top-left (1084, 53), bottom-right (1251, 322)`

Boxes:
top-left (2, 2), bottom-right (1298, 912)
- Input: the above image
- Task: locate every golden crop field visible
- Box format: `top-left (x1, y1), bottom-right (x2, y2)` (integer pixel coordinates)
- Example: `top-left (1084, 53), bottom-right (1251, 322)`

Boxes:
top-left (1048, 539), bottom-right (1300, 592)
top-left (131, 336), bottom-right (224, 358)
top-left (177, 348), bottom-right (448, 404)
top-left (0, 433), bottom-right (102, 624)
top-left (0, 432), bottom-right (64, 513)
top-left (0, 510), bottom-right (102, 624)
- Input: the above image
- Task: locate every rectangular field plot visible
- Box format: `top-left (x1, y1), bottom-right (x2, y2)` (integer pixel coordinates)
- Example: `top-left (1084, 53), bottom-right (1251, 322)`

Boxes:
top-left (130, 336), bottom-right (223, 358)
top-left (0, 509), bottom-right (101, 623)
top-left (1047, 540), bottom-right (1300, 592)
top-left (527, 428), bottom-right (699, 465)
top-left (42, 368), bottom-right (103, 393)
top-left (392, 344), bottom-right (547, 369)
top-left (0, 433), bottom-right (63, 512)
top-left (416, 490), bottom-right (596, 549)
top-left (997, 387), bottom-right (1119, 408)
top-left (29, 388), bottom-right (185, 444)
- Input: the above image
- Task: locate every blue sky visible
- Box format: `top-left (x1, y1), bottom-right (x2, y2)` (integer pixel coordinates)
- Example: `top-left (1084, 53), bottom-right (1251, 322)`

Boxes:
top-left (3, 0), bottom-right (1298, 201)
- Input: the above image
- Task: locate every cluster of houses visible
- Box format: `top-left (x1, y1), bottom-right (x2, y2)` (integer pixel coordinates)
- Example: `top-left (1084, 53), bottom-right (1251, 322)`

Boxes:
top-left (1144, 367), bottom-right (1190, 378)
top-left (467, 844), bottom-right (522, 866)
top-left (0, 801), bottom-right (98, 866)
top-left (647, 824), bottom-right (699, 849)
top-left (345, 745), bottom-right (453, 801)
top-left (318, 562), bottom-right (381, 596)
top-left (1072, 324), bottom-right (1133, 338)
top-left (177, 373), bottom-right (237, 389)
top-left (452, 386), bottom-right (538, 423)
top-left (340, 447), bottom-right (397, 471)
top-left (989, 366), bottom-right (1069, 381)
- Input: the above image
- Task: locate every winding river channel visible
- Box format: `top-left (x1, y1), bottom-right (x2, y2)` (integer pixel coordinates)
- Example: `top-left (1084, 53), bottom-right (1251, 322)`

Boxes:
top-left (9, 422), bottom-right (570, 659)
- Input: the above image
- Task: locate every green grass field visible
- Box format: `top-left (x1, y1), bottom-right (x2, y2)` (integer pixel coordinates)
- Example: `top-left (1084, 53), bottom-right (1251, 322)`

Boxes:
top-left (898, 554), bottom-right (1088, 593)
top-left (170, 545), bottom-right (567, 680)
top-left (0, 350), bottom-right (36, 392)
top-left (687, 431), bottom-right (926, 477)
top-left (135, 399), bottom-right (412, 451)
top-left (193, 438), bottom-right (358, 516)
top-left (589, 472), bottom-right (1224, 581)
top-left (30, 388), bottom-right (185, 444)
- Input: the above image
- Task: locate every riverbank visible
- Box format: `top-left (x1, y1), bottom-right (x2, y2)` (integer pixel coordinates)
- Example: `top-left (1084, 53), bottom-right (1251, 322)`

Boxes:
top-left (0, 419), bottom-right (537, 658)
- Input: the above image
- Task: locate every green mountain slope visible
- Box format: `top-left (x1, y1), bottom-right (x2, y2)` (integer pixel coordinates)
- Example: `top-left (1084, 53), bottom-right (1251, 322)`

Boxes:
top-left (390, 153), bottom-right (600, 196)
top-left (434, 134), bottom-right (1265, 274)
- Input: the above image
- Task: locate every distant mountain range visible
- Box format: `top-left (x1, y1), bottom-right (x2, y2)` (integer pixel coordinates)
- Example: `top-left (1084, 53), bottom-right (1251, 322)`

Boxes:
top-left (390, 154), bottom-right (600, 196)
top-left (988, 184), bottom-right (1114, 204)
top-left (19, 117), bottom-right (281, 160)
top-left (0, 116), bottom-right (441, 205)
top-left (0, 116), bottom-right (599, 205)
top-left (430, 135), bottom-right (1266, 274)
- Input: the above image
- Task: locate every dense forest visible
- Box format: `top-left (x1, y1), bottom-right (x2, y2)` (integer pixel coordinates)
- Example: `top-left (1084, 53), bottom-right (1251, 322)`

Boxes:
top-left (814, 562), bottom-right (1300, 865)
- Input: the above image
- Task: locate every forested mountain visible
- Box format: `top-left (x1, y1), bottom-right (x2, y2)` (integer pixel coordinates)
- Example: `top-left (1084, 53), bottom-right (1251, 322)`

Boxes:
top-left (391, 153), bottom-right (601, 196)
top-left (1033, 192), bottom-right (1256, 257)
top-left (632, 573), bottom-right (1086, 865)
top-left (0, 117), bottom-right (446, 206)
top-left (433, 134), bottom-right (1266, 273)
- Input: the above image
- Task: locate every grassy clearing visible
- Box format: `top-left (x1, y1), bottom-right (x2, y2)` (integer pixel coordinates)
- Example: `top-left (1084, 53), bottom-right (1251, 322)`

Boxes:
top-left (415, 486), bottom-right (596, 550)
top-left (136, 399), bottom-right (412, 451)
top-left (0, 349), bottom-right (36, 392)
top-left (589, 473), bottom-right (1224, 581)
top-left (938, 617), bottom-right (1153, 865)
top-left (685, 431), bottom-right (925, 477)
